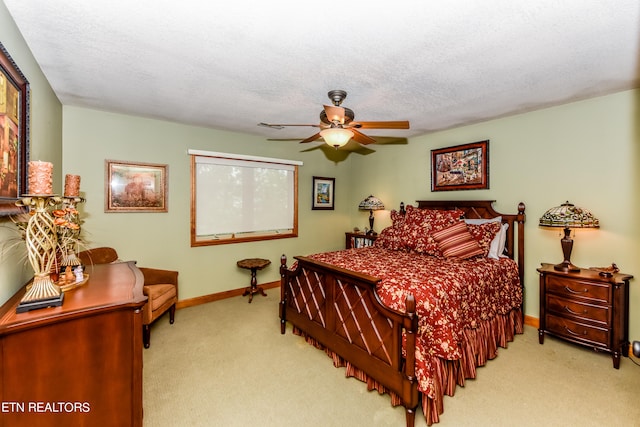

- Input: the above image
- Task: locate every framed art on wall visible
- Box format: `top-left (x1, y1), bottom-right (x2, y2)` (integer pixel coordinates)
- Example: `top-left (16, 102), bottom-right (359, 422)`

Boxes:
top-left (431, 140), bottom-right (489, 191)
top-left (0, 42), bottom-right (29, 216)
top-left (105, 160), bottom-right (168, 212)
top-left (312, 176), bottom-right (335, 210)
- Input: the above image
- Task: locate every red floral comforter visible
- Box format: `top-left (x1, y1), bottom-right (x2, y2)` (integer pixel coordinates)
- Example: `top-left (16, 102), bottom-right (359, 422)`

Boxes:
top-left (306, 246), bottom-right (522, 399)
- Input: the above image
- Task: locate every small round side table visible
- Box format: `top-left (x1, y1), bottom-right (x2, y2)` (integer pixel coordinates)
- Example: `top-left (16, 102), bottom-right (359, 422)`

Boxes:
top-left (237, 258), bottom-right (271, 303)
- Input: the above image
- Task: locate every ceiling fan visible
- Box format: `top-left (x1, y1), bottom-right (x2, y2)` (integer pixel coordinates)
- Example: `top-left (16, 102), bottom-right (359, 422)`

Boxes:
top-left (259, 90), bottom-right (410, 149)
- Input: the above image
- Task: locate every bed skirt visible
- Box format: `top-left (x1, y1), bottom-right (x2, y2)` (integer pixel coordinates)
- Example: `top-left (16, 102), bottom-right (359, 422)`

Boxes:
top-left (293, 308), bottom-right (523, 426)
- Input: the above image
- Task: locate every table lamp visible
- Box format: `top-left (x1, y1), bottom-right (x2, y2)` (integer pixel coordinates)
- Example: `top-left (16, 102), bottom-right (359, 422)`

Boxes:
top-left (539, 201), bottom-right (599, 272)
top-left (358, 195), bottom-right (385, 235)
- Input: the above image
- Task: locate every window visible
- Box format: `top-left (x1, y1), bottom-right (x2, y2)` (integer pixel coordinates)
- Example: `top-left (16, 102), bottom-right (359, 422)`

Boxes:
top-left (189, 149), bottom-right (302, 246)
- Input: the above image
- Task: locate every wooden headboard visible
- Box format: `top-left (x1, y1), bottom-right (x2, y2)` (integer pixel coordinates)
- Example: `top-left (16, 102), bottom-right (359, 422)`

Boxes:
top-left (413, 200), bottom-right (526, 285)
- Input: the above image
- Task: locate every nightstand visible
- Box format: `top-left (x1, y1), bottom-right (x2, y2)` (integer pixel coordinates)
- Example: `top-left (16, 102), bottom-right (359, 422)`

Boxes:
top-left (537, 263), bottom-right (632, 369)
top-left (345, 232), bottom-right (377, 249)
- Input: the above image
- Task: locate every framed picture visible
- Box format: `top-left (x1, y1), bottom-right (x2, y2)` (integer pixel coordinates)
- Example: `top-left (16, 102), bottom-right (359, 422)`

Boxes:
top-left (312, 176), bottom-right (335, 210)
top-left (105, 160), bottom-right (168, 212)
top-left (431, 140), bottom-right (489, 191)
top-left (0, 42), bottom-right (30, 216)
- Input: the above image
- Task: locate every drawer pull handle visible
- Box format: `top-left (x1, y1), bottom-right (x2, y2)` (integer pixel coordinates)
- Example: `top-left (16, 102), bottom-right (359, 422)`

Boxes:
top-left (564, 326), bottom-right (587, 337)
top-left (563, 306), bottom-right (587, 316)
top-left (563, 285), bottom-right (588, 294)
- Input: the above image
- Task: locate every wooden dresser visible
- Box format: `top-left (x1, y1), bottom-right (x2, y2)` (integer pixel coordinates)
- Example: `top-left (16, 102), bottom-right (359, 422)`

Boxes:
top-left (0, 261), bottom-right (147, 427)
top-left (537, 262), bottom-right (632, 369)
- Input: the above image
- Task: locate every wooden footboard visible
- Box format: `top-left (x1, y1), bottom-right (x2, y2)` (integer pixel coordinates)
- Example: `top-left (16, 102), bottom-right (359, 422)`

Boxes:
top-left (280, 254), bottom-right (420, 427)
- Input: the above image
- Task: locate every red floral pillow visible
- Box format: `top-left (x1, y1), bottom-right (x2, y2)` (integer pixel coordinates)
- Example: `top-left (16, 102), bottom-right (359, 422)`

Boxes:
top-left (431, 221), bottom-right (484, 259)
top-left (466, 221), bottom-right (502, 258)
top-left (374, 224), bottom-right (406, 251)
top-left (412, 207), bottom-right (465, 256)
top-left (375, 206), bottom-right (464, 255)
top-left (373, 209), bottom-right (407, 251)
top-left (396, 206), bottom-right (430, 251)
top-left (423, 208), bottom-right (465, 234)
top-left (390, 209), bottom-right (405, 225)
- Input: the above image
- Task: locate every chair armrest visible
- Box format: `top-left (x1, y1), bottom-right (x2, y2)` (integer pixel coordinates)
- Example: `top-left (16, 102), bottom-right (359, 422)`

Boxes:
top-left (138, 267), bottom-right (178, 289)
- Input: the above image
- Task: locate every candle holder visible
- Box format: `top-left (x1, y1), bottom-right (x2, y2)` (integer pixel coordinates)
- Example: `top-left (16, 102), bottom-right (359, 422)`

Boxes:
top-left (57, 196), bottom-right (85, 269)
top-left (55, 195), bottom-right (89, 292)
top-left (15, 195), bottom-right (64, 313)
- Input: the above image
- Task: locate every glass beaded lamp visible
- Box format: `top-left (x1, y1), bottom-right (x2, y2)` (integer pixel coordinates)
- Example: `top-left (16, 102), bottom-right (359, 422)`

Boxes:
top-left (358, 195), bottom-right (385, 235)
top-left (539, 201), bottom-right (599, 272)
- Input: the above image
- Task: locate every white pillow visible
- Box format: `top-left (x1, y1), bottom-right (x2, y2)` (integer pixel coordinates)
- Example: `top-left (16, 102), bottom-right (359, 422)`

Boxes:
top-left (464, 217), bottom-right (506, 259)
top-left (496, 223), bottom-right (509, 258)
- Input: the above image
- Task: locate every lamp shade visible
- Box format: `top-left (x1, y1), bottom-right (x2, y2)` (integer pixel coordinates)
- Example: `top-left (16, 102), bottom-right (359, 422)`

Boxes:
top-left (358, 195), bottom-right (385, 211)
top-left (359, 195), bottom-right (384, 235)
top-left (320, 128), bottom-right (353, 148)
top-left (539, 201), bottom-right (599, 272)
top-left (539, 201), bottom-right (599, 228)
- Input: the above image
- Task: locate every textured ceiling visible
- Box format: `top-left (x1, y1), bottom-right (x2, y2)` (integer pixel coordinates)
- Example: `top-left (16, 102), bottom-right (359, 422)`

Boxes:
top-left (4, 0), bottom-right (640, 144)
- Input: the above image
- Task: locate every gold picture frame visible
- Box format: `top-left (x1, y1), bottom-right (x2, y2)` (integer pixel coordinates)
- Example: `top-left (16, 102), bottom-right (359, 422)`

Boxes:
top-left (105, 160), bottom-right (168, 212)
top-left (0, 42), bottom-right (29, 216)
top-left (431, 140), bottom-right (489, 191)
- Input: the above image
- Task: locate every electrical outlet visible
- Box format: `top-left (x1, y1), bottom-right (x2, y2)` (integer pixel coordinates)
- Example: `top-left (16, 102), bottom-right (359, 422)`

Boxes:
top-left (633, 341), bottom-right (640, 358)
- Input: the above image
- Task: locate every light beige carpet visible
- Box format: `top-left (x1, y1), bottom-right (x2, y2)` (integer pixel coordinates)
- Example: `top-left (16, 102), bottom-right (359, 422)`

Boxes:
top-left (143, 289), bottom-right (640, 426)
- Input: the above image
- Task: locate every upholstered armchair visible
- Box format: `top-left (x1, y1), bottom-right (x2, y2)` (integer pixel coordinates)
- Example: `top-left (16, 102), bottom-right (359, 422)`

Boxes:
top-left (77, 247), bottom-right (178, 348)
top-left (137, 267), bottom-right (178, 348)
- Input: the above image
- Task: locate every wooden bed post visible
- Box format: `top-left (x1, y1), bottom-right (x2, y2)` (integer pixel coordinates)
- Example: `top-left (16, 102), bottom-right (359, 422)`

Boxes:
top-left (516, 202), bottom-right (526, 321)
top-left (279, 254), bottom-right (288, 334)
top-left (516, 202), bottom-right (526, 285)
top-left (403, 293), bottom-right (418, 427)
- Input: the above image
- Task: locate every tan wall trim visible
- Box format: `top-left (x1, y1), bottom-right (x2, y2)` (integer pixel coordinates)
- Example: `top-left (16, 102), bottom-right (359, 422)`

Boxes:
top-left (176, 281), bottom-right (280, 309)
top-left (524, 315), bottom-right (539, 329)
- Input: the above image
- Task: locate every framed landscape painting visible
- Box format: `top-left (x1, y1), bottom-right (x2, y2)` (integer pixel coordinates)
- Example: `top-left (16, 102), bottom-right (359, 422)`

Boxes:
top-left (431, 140), bottom-right (489, 191)
top-left (105, 160), bottom-right (168, 212)
top-left (312, 176), bottom-right (335, 210)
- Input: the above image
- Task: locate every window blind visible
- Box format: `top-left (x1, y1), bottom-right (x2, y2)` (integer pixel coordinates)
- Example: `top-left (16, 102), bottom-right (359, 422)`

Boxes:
top-left (189, 150), bottom-right (301, 246)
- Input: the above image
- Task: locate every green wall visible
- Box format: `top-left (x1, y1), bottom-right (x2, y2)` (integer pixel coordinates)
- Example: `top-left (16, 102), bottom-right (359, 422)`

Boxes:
top-left (0, 1), bottom-right (62, 303)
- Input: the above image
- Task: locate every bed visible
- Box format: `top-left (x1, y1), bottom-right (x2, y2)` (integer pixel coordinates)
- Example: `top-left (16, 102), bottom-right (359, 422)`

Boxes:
top-left (279, 200), bottom-right (526, 426)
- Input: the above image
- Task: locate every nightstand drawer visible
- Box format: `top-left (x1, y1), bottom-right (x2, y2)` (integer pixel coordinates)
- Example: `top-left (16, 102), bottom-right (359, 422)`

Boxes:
top-left (546, 314), bottom-right (609, 348)
top-left (546, 275), bottom-right (609, 303)
top-left (546, 295), bottom-right (608, 325)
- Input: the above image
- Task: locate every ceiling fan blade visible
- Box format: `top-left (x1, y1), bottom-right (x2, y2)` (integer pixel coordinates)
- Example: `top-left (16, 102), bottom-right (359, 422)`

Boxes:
top-left (323, 105), bottom-right (345, 124)
top-left (349, 121), bottom-right (410, 129)
top-left (259, 122), bottom-right (319, 129)
top-left (371, 136), bottom-right (408, 145)
top-left (351, 129), bottom-right (377, 145)
top-left (299, 132), bottom-right (322, 144)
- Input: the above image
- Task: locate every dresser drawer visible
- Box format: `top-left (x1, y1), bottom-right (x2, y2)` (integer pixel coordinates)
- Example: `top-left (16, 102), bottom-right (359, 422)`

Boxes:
top-left (546, 275), bottom-right (609, 303)
top-left (546, 313), bottom-right (609, 348)
top-left (546, 295), bottom-right (608, 325)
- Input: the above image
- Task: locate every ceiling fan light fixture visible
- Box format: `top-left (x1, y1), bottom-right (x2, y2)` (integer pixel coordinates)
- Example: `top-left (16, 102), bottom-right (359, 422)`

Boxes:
top-left (320, 128), bottom-right (353, 148)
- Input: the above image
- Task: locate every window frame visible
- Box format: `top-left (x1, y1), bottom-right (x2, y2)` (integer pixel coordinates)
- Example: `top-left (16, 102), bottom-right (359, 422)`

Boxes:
top-left (189, 149), bottom-right (302, 247)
